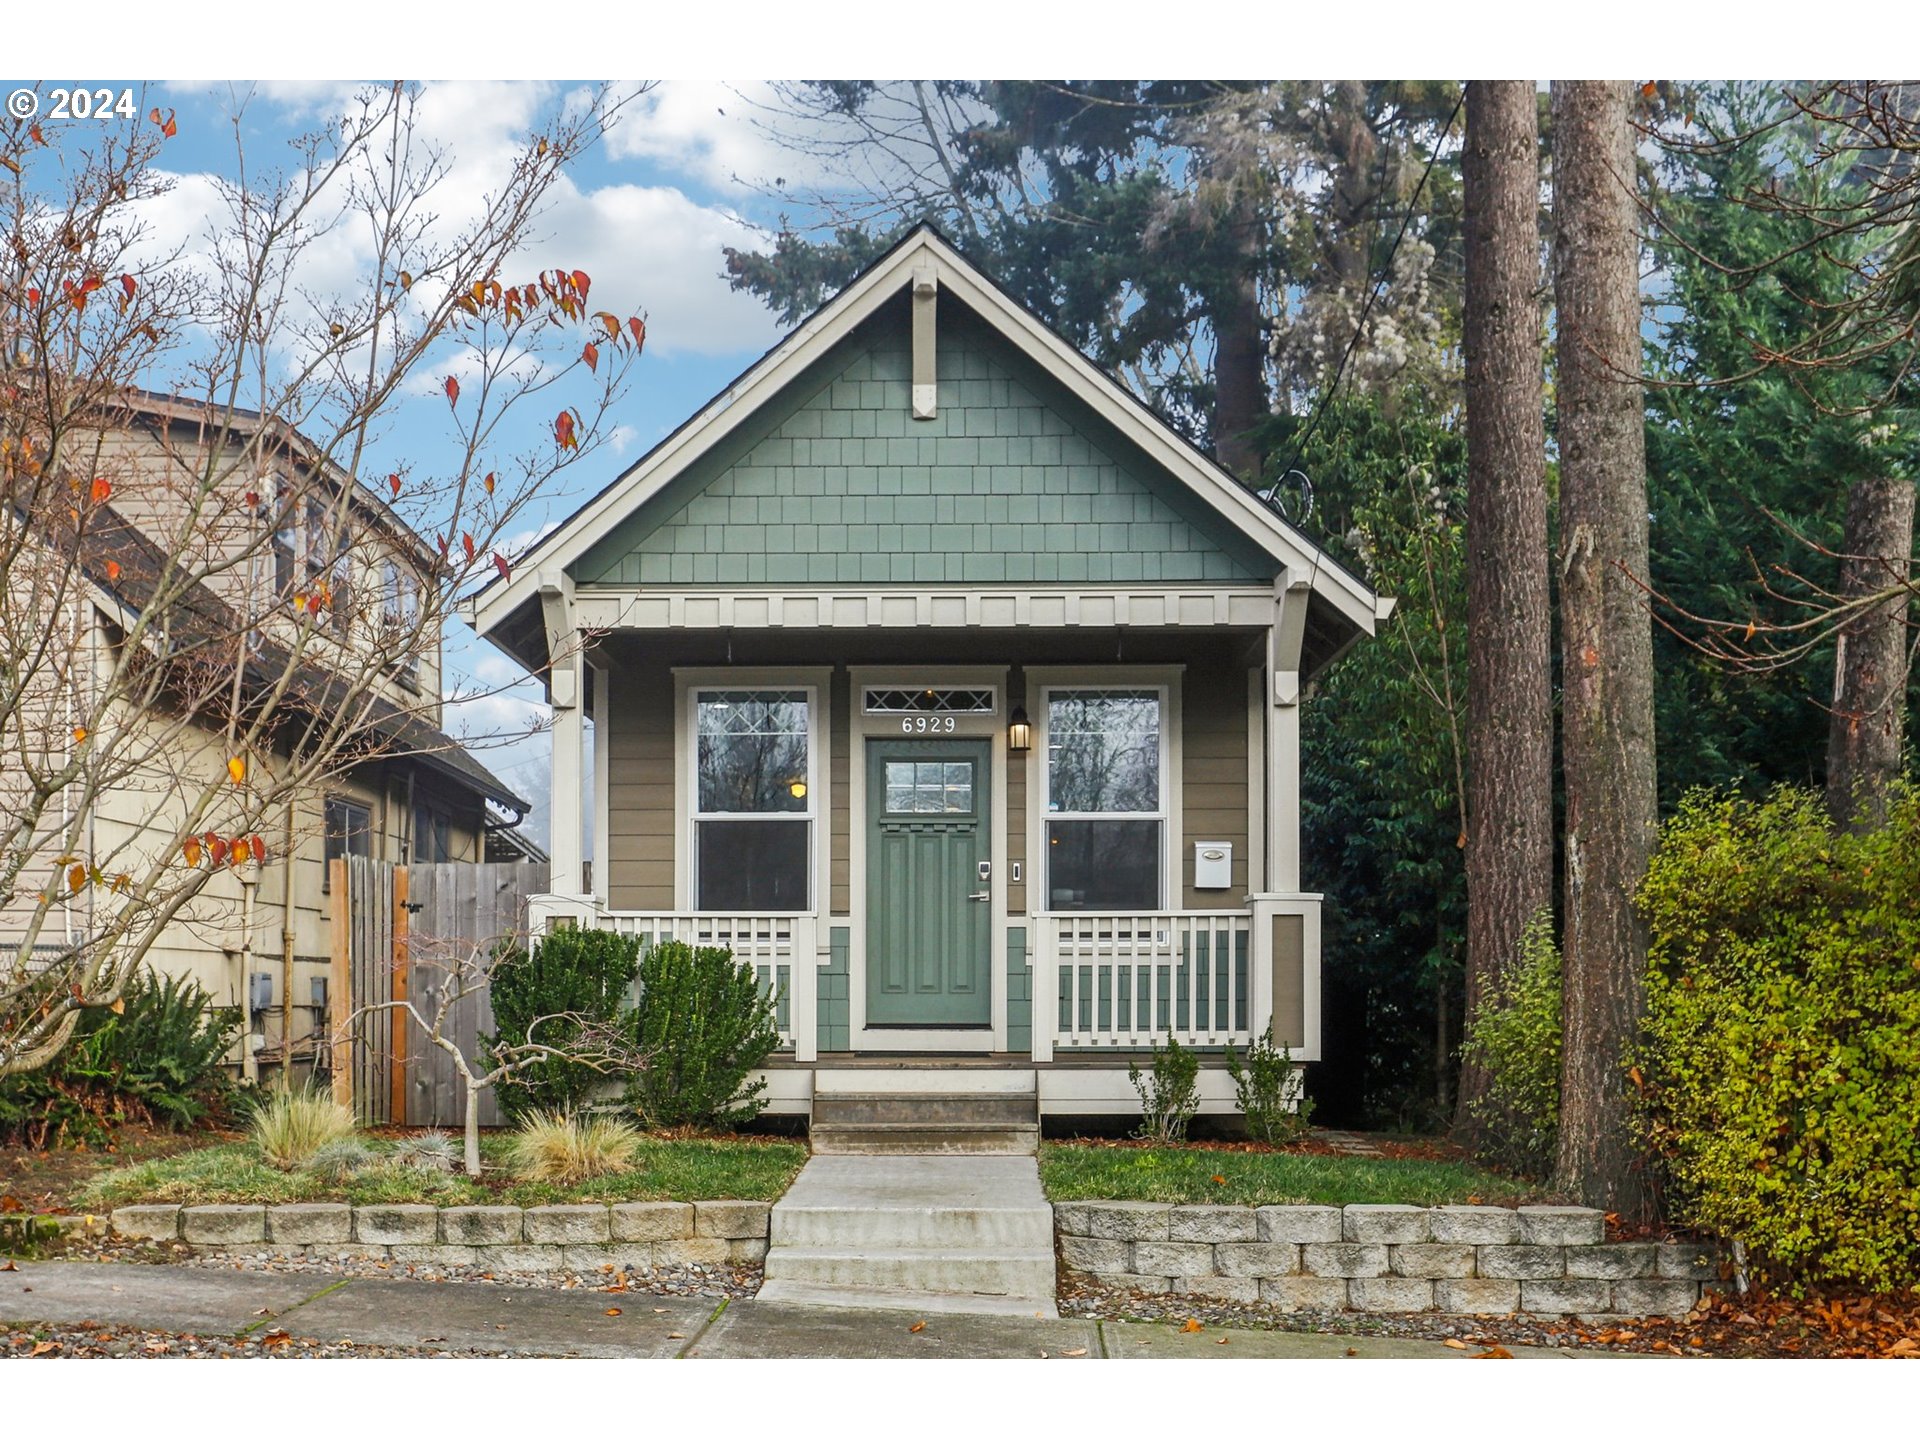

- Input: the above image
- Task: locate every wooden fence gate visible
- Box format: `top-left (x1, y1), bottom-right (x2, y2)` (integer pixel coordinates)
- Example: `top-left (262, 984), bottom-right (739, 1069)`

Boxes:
top-left (329, 858), bottom-right (549, 1128)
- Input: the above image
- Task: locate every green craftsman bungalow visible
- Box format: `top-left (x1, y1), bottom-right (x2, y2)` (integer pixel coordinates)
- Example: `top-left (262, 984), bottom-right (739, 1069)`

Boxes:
top-left (464, 225), bottom-right (1388, 1121)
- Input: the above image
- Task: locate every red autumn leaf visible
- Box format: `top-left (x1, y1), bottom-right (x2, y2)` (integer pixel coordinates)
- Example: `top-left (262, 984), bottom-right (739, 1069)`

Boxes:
top-left (437, 534), bottom-right (449, 555)
top-left (249, 834), bottom-right (267, 863)
top-left (90, 477), bottom-right (111, 505)
top-left (120, 274), bottom-right (136, 300)
top-left (444, 376), bottom-right (460, 407)
top-left (25, 286), bottom-right (40, 305)
top-left (597, 311), bottom-right (620, 340)
top-left (388, 474), bottom-right (402, 497)
top-left (105, 559), bottom-right (121, 581)
top-left (148, 106), bottom-right (177, 138)
top-left (208, 835), bottom-right (229, 865)
top-left (492, 552), bottom-right (510, 580)
top-left (582, 341), bottom-right (598, 373)
top-left (483, 472), bottom-right (495, 495)
top-left (244, 490), bottom-right (260, 508)
top-left (628, 316), bottom-right (646, 350)
top-left (68, 863), bottom-right (87, 895)
top-left (29, 122), bottom-right (44, 145)
top-left (462, 532), bottom-right (476, 562)
top-left (181, 836), bottom-right (202, 867)
top-left (554, 409), bottom-right (577, 450)
top-left (571, 269), bottom-right (590, 300)
top-left (227, 838), bottom-right (248, 868)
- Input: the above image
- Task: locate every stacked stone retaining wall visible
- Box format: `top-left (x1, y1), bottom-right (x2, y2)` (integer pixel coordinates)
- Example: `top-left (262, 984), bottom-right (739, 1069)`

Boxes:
top-left (1055, 1202), bottom-right (1719, 1317)
top-left (108, 1200), bottom-right (770, 1272)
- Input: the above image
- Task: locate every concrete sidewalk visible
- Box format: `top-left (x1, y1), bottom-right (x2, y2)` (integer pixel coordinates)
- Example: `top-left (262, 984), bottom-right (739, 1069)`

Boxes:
top-left (1, 1261), bottom-right (1606, 1359)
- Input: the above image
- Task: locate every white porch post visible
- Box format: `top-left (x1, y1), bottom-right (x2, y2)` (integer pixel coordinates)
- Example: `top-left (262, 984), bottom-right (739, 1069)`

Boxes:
top-left (1266, 576), bottom-right (1310, 893)
top-left (541, 571), bottom-right (588, 900)
top-left (591, 658), bottom-right (610, 906)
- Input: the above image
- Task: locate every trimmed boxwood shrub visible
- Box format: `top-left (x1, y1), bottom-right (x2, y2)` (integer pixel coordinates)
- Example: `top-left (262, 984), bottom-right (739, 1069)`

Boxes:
top-left (627, 941), bottom-right (781, 1130)
top-left (485, 927), bottom-right (642, 1122)
top-left (1639, 784), bottom-right (1920, 1291)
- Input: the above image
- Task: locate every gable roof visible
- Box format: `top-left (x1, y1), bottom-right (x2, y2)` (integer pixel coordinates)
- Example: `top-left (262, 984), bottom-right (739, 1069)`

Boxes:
top-left (466, 224), bottom-right (1382, 657)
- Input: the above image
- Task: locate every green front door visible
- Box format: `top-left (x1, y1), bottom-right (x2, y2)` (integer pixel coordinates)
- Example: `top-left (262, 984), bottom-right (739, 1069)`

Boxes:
top-left (866, 739), bottom-right (992, 1027)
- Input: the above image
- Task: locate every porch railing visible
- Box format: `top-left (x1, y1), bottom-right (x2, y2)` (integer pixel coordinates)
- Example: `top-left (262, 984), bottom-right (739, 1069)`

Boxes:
top-left (1036, 911), bottom-right (1257, 1056)
top-left (528, 900), bottom-right (817, 1060)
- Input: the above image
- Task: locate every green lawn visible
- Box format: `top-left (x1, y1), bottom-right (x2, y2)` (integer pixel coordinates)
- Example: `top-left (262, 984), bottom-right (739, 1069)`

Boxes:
top-left (1039, 1141), bottom-right (1543, 1208)
top-left (77, 1135), bottom-right (807, 1211)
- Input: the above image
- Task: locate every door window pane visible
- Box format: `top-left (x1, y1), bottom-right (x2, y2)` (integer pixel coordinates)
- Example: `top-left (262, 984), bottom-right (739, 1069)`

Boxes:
top-left (1047, 690), bottom-right (1159, 813)
top-left (696, 819), bottom-right (809, 910)
top-left (883, 760), bottom-right (973, 814)
top-left (1046, 819), bottom-right (1160, 910)
top-left (696, 690), bottom-right (809, 813)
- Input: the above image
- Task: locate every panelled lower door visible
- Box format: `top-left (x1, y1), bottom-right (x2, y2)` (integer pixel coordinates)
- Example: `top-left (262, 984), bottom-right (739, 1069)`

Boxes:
top-left (865, 739), bottom-right (992, 1026)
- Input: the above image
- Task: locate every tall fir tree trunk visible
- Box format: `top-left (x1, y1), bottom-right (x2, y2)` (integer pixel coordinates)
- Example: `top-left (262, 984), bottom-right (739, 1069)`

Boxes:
top-left (1213, 185), bottom-right (1267, 481)
top-left (1551, 80), bottom-right (1658, 1214)
top-left (1456, 80), bottom-right (1554, 1144)
top-left (1825, 477), bottom-right (1916, 831)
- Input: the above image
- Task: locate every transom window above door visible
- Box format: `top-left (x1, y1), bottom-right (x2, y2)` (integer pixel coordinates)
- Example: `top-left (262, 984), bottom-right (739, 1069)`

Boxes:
top-left (884, 759), bottom-right (975, 814)
top-left (863, 687), bottom-right (996, 715)
top-left (1044, 688), bottom-right (1165, 911)
top-left (693, 688), bottom-right (812, 911)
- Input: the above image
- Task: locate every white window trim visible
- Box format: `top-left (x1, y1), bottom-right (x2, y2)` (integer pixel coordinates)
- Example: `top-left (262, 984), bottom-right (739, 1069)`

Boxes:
top-left (672, 668), bottom-right (831, 916)
top-left (1027, 665), bottom-right (1183, 915)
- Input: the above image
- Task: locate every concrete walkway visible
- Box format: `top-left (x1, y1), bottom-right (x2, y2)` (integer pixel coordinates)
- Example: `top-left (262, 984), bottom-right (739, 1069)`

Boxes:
top-left (1, 1261), bottom-right (1614, 1359)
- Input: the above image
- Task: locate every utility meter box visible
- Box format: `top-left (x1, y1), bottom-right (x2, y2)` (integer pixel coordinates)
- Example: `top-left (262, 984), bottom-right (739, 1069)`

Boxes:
top-left (1193, 841), bottom-right (1233, 890)
top-left (248, 971), bottom-right (274, 1014)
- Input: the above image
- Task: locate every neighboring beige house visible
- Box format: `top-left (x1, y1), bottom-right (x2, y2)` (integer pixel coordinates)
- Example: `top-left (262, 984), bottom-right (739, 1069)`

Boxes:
top-left (2, 392), bottom-right (534, 1082)
top-left (467, 227), bottom-right (1388, 1119)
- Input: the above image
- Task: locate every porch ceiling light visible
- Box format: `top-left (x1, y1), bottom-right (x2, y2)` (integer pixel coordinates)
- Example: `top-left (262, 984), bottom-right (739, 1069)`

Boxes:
top-left (1008, 706), bottom-right (1031, 754)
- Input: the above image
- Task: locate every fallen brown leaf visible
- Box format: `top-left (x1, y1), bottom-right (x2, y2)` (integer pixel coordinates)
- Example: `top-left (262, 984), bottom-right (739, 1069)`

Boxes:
top-left (1180, 1317), bottom-right (1204, 1333)
top-left (1473, 1345), bottom-right (1514, 1359)
top-left (605, 1308), bottom-right (622, 1316)
top-left (1062, 1347), bottom-right (1088, 1357)
top-left (1443, 1338), bottom-right (1469, 1349)
top-left (909, 1320), bottom-right (927, 1333)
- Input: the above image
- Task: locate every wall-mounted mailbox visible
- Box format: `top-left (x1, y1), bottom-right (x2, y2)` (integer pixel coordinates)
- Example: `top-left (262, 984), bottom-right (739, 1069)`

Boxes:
top-left (248, 971), bottom-right (274, 1014)
top-left (1194, 841), bottom-right (1233, 890)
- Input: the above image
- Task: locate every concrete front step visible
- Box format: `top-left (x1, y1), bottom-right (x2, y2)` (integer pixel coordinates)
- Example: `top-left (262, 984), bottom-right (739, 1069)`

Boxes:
top-left (762, 1154), bottom-right (1058, 1316)
top-left (755, 1279), bottom-right (1060, 1319)
top-left (810, 1122), bottom-right (1040, 1156)
top-left (774, 1195), bottom-right (1052, 1249)
top-left (811, 1092), bottom-right (1037, 1127)
top-left (811, 1068), bottom-right (1037, 1096)
top-left (763, 1245), bottom-right (1057, 1300)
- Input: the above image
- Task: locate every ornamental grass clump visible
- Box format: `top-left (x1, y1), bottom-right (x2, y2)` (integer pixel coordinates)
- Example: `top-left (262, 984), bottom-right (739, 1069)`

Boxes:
top-left (506, 1110), bottom-right (641, 1185)
top-left (250, 1090), bottom-right (356, 1170)
top-left (1639, 784), bottom-right (1920, 1292)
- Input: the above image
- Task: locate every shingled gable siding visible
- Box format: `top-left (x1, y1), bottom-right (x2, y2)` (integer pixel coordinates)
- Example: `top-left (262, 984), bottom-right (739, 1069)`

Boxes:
top-left (573, 302), bottom-right (1270, 587)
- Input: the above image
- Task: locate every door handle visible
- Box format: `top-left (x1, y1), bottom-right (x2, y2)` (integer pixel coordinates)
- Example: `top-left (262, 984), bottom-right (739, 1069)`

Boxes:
top-left (967, 890), bottom-right (990, 902)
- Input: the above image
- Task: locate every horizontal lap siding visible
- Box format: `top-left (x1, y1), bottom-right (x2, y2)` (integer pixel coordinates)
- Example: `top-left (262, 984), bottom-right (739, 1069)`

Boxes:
top-left (606, 654), bottom-right (675, 910)
top-left (1182, 657), bottom-right (1250, 909)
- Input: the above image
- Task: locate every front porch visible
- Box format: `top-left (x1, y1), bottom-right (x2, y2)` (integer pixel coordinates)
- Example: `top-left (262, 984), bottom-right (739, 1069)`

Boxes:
top-left (527, 897), bottom-right (1322, 1116)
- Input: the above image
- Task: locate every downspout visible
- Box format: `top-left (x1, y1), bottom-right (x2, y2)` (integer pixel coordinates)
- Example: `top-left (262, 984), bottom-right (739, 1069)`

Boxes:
top-left (239, 874), bottom-right (259, 1086)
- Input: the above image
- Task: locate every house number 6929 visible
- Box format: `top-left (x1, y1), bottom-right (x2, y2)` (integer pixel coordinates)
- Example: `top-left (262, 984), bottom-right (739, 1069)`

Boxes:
top-left (900, 716), bottom-right (956, 733)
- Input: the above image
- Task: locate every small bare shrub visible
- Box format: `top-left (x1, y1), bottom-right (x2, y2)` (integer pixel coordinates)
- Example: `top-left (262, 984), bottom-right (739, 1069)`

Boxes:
top-left (390, 1130), bottom-right (459, 1173)
top-left (505, 1110), bottom-right (641, 1185)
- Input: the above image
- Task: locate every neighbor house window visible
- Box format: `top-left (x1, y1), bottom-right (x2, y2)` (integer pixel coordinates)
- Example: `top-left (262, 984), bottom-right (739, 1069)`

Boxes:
top-left (382, 559), bottom-right (421, 687)
top-left (692, 689), bottom-right (812, 911)
top-left (272, 481), bottom-right (298, 597)
top-left (411, 802), bottom-right (450, 864)
top-left (1043, 688), bottom-right (1164, 911)
top-left (323, 797), bottom-right (372, 891)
